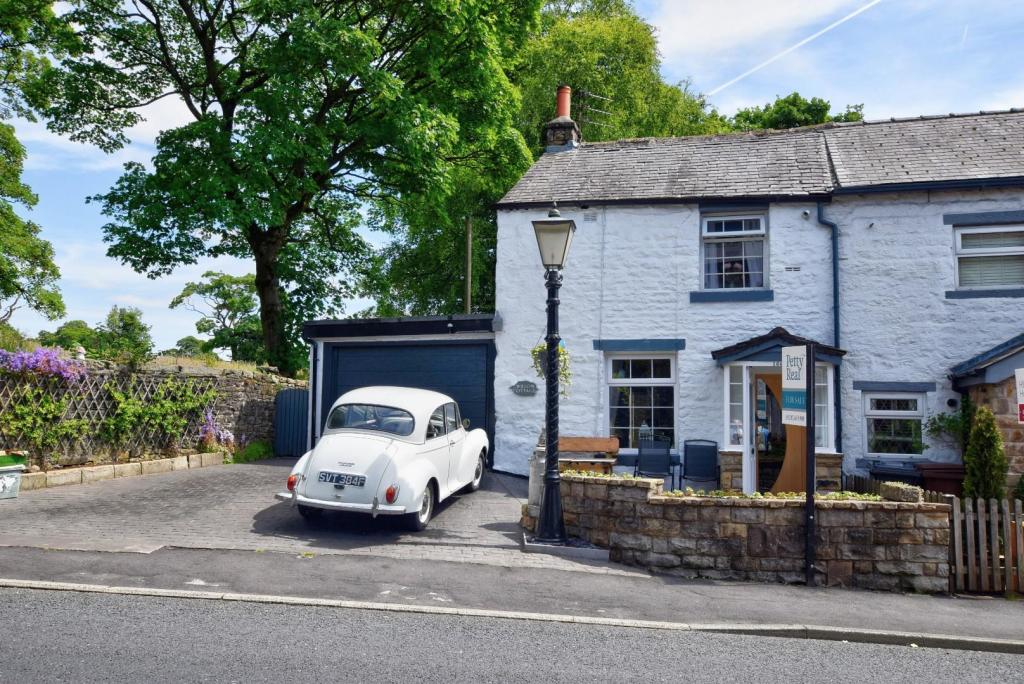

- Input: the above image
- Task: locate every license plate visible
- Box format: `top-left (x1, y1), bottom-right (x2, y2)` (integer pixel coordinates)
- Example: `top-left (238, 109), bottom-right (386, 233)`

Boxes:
top-left (318, 471), bottom-right (366, 487)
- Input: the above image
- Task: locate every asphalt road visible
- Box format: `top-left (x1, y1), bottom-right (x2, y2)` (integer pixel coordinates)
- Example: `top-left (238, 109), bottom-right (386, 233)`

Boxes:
top-left (1, 588), bottom-right (1020, 683)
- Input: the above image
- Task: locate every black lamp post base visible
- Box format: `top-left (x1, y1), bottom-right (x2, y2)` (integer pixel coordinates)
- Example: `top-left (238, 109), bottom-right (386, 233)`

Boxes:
top-left (534, 478), bottom-right (567, 543)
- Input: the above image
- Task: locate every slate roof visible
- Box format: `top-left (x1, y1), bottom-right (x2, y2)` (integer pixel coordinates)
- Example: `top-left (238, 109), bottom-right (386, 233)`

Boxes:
top-left (710, 326), bottom-right (845, 366)
top-left (497, 109), bottom-right (1024, 207)
top-left (950, 332), bottom-right (1024, 378)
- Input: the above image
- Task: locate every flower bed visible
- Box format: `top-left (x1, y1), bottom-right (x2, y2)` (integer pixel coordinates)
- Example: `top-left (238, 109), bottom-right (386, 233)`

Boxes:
top-left (541, 473), bottom-right (950, 593)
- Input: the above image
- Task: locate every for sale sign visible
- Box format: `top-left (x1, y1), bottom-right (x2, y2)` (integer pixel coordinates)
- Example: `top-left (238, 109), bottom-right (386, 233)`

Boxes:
top-left (781, 345), bottom-right (808, 427)
top-left (1016, 368), bottom-right (1024, 424)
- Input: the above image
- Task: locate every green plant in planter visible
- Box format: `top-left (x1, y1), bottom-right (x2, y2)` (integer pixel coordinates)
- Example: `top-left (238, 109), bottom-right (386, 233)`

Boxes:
top-left (530, 342), bottom-right (571, 397)
top-left (963, 406), bottom-right (1008, 500)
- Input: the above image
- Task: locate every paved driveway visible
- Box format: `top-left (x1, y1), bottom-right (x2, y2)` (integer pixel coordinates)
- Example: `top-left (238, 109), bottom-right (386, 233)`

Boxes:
top-left (0, 460), bottom-right (617, 572)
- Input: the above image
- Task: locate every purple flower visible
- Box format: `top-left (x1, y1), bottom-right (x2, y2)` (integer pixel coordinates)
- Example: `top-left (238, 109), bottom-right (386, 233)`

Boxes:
top-left (0, 348), bottom-right (87, 383)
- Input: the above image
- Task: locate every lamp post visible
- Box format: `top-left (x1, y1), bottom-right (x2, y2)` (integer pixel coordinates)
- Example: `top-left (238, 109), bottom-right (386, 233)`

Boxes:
top-left (532, 206), bottom-right (576, 543)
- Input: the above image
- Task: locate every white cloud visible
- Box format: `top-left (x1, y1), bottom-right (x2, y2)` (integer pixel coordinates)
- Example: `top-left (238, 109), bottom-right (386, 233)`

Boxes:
top-left (15, 95), bottom-right (193, 172)
top-left (649, 0), bottom-right (863, 63)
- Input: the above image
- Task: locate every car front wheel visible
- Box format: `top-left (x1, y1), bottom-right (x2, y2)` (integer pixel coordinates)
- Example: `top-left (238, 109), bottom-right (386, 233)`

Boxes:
top-left (404, 485), bottom-right (434, 531)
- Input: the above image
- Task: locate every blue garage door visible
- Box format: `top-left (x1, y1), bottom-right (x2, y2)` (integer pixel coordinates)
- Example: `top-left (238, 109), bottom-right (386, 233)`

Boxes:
top-left (323, 342), bottom-right (493, 449)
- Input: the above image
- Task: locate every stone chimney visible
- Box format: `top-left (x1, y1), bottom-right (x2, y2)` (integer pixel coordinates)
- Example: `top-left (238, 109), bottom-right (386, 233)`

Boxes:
top-left (543, 85), bottom-right (581, 151)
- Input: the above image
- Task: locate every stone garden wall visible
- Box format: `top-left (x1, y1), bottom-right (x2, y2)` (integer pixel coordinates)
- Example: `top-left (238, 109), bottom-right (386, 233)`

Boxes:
top-left (0, 360), bottom-right (305, 466)
top-left (556, 473), bottom-right (950, 593)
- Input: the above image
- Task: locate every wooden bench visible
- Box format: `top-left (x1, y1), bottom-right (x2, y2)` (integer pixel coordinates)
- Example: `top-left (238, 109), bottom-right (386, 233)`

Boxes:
top-left (557, 436), bottom-right (619, 475)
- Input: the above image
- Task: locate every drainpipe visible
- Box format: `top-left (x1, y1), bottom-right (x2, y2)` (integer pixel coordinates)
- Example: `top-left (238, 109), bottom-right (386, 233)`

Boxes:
top-left (817, 202), bottom-right (842, 454)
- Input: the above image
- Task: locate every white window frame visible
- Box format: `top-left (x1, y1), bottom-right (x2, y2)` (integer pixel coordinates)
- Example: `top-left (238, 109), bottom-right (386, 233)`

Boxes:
top-left (700, 214), bottom-right (769, 291)
top-left (862, 392), bottom-right (926, 458)
top-left (605, 353), bottom-right (677, 454)
top-left (954, 224), bottom-right (1024, 290)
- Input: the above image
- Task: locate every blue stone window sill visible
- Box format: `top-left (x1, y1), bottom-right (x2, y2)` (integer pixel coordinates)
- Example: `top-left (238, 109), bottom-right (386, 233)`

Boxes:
top-left (945, 288), bottom-right (1024, 300)
top-left (689, 289), bottom-right (774, 303)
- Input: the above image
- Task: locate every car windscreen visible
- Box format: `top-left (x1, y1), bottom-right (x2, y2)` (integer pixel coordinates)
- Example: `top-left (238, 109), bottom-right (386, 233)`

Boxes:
top-left (325, 403), bottom-right (415, 437)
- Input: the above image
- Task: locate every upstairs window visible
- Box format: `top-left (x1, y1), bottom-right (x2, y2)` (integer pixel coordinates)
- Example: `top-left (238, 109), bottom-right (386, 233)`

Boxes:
top-left (702, 215), bottom-right (767, 289)
top-left (956, 225), bottom-right (1024, 289)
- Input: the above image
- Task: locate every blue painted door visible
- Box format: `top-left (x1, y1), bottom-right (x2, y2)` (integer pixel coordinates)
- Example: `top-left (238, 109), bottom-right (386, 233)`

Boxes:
top-left (323, 343), bottom-right (492, 448)
top-left (274, 388), bottom-right (309, 457)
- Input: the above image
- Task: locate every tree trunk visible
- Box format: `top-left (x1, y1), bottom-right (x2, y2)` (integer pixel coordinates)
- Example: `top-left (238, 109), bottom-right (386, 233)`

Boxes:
top-left (252, 240), bottom-right (292, 376)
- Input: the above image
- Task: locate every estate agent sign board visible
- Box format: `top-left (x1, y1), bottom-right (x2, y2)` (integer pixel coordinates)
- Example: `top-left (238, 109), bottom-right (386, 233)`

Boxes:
top-left (781, 345), bottom-right (808, 427)
top-left (1016, 368), bottom-right (1024, 423)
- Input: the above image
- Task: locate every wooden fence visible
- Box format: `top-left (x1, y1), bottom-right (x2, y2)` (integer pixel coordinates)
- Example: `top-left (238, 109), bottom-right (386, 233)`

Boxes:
top-left (846, 475), bottom-right (1024, 594)
top-left (946, 495), bottom-right (1024, 594)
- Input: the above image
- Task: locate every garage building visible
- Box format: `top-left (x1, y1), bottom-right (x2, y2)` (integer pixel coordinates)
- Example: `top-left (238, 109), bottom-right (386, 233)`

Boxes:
top-left (303, 315), bottom-right (497, 464)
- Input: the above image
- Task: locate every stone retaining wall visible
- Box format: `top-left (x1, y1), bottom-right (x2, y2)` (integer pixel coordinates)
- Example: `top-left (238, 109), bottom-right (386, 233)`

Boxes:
top-left (557, 473), bottom-right (950, 593)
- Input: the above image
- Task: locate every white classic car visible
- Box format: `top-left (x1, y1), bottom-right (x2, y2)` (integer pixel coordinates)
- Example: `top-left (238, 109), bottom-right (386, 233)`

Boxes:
top-left (276, 386), bottom-right (489, 530)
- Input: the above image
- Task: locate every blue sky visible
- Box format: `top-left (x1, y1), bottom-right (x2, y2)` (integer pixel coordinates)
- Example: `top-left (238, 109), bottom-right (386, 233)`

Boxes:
top-left (10, 0), bottom-right (1024, 351)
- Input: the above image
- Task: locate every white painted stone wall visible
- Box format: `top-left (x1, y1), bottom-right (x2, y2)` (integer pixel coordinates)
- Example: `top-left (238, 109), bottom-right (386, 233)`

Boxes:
top-left (494, 188), bottom-right (1024, 476)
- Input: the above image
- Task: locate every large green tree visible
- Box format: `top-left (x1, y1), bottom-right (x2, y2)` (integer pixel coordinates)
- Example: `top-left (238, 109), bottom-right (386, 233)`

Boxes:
top-left (36, 0), bottom-right (539, 375)
top-left (732, 92), bottom-right (864, 131)
top-left (363, 0), bottom-right (728, 316)
top-left (0, 1), bottom-right (76, 324)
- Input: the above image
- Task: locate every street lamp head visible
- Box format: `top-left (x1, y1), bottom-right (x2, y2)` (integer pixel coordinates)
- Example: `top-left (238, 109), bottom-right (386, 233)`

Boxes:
top-left (531, 207), bottom-right (576, 269)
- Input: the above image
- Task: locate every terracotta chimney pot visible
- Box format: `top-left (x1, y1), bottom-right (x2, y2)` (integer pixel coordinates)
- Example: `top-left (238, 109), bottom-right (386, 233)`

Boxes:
top-left (556, 85), bottom-right (571, 119)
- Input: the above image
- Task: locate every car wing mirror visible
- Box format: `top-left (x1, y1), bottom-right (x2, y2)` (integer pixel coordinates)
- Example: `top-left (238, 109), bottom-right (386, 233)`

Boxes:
top-left (462, 418), bottom-right (470, 430)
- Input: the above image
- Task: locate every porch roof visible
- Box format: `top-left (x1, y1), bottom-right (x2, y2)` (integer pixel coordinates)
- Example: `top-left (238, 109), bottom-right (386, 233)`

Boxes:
top-left (710, 327), bottom-right (846, 366)
top-left (950, 332), bottom-right (1024, 388)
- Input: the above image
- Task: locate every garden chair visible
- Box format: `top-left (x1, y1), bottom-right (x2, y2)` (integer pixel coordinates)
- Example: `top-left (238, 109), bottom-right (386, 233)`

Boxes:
top-left (635, 439), bottom-right (674, 489)
top-left (682, 439), bottom-right (719, 490)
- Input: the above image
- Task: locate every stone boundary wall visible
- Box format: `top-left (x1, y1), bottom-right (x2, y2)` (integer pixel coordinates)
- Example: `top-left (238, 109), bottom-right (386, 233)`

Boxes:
top-left (0, 360), bottom-right (305, 465)
top-left (558, 473), bottom-right (950, 593)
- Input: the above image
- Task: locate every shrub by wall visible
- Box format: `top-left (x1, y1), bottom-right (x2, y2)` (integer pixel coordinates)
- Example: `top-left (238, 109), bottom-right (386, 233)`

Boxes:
top-left (557, 473), bottom-right (950, 593)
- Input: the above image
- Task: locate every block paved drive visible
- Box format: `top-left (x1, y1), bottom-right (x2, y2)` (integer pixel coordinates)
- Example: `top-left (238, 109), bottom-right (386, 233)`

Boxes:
top-left (0, 459), bottom-right (636, 574)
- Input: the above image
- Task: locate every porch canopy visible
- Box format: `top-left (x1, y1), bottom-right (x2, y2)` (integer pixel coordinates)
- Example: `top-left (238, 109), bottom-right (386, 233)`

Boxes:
top-left (711, 326), bottom-right (845, 366)
top-left (950, 331), bottom-right (1024, 390)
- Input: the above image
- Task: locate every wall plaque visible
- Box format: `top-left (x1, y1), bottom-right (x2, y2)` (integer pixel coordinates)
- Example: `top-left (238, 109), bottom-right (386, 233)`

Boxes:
top-left (510, 380), bottom-right (538, 397)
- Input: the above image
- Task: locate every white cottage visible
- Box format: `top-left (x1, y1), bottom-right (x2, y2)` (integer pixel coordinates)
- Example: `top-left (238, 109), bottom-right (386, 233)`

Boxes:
top-left (491, 90), bottom-right (1024, 493)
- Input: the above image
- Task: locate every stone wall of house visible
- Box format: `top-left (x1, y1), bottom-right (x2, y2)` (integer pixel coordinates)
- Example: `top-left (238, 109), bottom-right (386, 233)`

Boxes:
top-left (966, 376), bottom-right (1023, 492)
top-left (719, 452), bottom-right (842, 492)
top-left (493, 189), bottom-right (1024, 476)
top-left (555, 473), bottom-right (950, 593)
top-left (0, 360), bottom-right (305, 466)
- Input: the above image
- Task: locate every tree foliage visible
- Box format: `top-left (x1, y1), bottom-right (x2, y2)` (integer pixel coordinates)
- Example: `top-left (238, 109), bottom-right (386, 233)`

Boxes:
top-left (515, 0), bottom-right (728, 152)
top-left (732, 92), bottom-right (864, 131)
top-left (170, 271), bottom-right (264, 362)
top-left (963, 406), bottom-right (1008, 501)
top-left (361, 0), bottom-right (728, 316)
top-left (94, 306), bottom-right (154, 366)
top-left (37, 319), bottom-right (96, 352)
top-left (35, 0), bottom-right (540, 375)
top-left (0, 1), bottom-right (76, 324)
